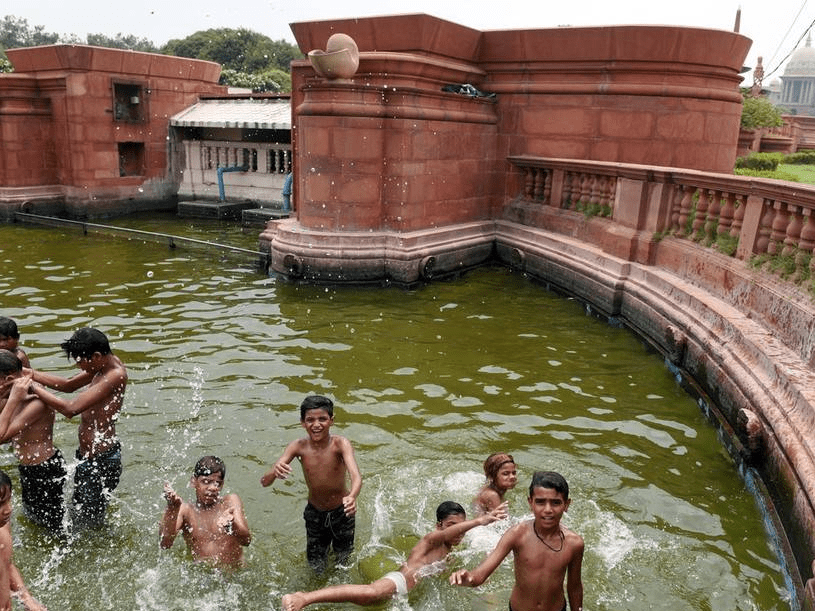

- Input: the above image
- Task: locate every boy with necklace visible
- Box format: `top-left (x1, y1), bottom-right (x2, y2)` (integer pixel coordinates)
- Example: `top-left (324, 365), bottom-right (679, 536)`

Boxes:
top-left (451, 471), bottom-right (584, 611)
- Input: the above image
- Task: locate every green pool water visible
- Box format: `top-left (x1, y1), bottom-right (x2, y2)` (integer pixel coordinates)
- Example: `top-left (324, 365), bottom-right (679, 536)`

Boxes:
top-left (0, 218), bottom-right (791, 610)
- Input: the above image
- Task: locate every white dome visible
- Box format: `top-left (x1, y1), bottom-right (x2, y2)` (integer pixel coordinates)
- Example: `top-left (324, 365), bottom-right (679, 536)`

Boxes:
top-left (785, 34), bottom-right (815, 76)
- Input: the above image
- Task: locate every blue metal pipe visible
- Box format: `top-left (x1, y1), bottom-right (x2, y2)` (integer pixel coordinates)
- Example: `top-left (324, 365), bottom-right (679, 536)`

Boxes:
top-left (217, 165), bottom-right (248, 201)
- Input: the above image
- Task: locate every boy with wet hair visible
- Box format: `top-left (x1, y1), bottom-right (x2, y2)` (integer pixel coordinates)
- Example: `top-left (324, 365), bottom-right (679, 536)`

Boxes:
top-left (451, 470), bottom-right (584, 611)
top-left (160, 456), bottom-right (251, 567)
top-left (281, 500), bottom-right (508, 611)
top-left (0, 318), bottom-right (29, 369)
top-left (261, 395), bottom-right (362, 572)
top-left (0, 469), bottom-right (48, 610)
top-left (27, 327), bottom-right (127, 527)
top-left (0, 351), bottom-right (66, 532)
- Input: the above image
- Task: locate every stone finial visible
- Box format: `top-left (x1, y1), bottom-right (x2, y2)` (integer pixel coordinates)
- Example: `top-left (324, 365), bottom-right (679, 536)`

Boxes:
top-left (664, 325), bottom-right (686, 365)
top-left (308, 33), bottom-right (360, 79)
top-left (737, 408), bottom-right (765, 461)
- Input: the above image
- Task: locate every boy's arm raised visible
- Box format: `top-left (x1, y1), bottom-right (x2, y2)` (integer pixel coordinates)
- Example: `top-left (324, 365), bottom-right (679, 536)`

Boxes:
top-left (260, 441), bottom-right (299, 487)
top-left (159, 483), bottom-right (184, 549)
top-left (30, 368), bottom-right (123, 418)
top-left (29, 368), bottom-right (92, 393)
top-left (0, 378), bottom-right (46, 444)
top-left (450, 518), bottom-right (520, 588)
top-left (220, 494), bottom-right (251, 546)
top-left (428, 502), bottom-right (508, 548)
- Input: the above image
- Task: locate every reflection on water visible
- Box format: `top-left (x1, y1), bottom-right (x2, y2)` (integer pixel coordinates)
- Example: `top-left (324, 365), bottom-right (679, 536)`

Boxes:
top-left (0, 220), bottom-right (791, 610)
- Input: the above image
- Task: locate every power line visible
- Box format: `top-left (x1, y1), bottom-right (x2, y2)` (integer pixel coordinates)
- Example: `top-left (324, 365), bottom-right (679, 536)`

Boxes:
top-left (766, 14), bottom-right (815, 80)
top-left (767, 0), bottom-right (809, 68)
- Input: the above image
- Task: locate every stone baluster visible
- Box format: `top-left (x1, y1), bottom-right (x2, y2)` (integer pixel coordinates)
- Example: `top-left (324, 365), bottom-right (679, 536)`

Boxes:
top-left (572, 172), bottom-right (583, 208)
top-left (730, 195), bottom-right (746, 239)
top-left (523, 167), bottom-right (534, 200)
top-left (604, 177), bottom-right (616, 213)
top-left (676, 185), bottom-right (695, 236)
top-left (782, 204), bottom-right (803, 256)
top-left (767, 200), bottom-right (789, 255)
top-left (799, 210), bottom-right (815, 278)
top-left (589, 175), bottom-right (600, 208)
top-left (579, 173), bottom-right (591, 207)
top-left (533, 168), bottom-right (545, 200)
top-left (561, 172), bottom-right (573, 208)
top-left (543, 170), bottom-right (552, 205)
top-left (705, 189), bottom-right (721, 241)
top-left (668, 185), bottom-right (682, 231)
top-left (719, 191), bottom-right (736, 235)
top-left (754, 200), bottom-right (776, 254)
top-left (692, 188), bottom-right (709, 240)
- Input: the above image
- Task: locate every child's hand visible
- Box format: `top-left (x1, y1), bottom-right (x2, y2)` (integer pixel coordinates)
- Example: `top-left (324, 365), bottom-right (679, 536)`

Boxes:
top-left (272, 461), bottom-right (292, 480)
top-left (218, 507), bottom-right (235, 533)
top-left (163, 482), bottom-right (181, 508)
top-left (483, 501), bottom-right (508, 523)
top-left (8, 373), bottom-right (34, 401)
top-left (342, 495), bottom-right (356, 516)
top-left (449, 569), bottom-right (473, 586)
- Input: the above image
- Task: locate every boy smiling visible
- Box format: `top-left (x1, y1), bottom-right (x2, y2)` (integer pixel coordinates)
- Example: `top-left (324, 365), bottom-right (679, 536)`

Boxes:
top-left (261, 395), bottom-right (362, 572)
top-left (451, 471), bottom-right (584, 611)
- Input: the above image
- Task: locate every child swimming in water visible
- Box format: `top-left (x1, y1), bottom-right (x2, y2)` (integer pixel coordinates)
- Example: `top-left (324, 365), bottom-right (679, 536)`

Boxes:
top-left (281, 500), bottom-right (508, 611)
top-left (473, 452), bottom-right (517, 515)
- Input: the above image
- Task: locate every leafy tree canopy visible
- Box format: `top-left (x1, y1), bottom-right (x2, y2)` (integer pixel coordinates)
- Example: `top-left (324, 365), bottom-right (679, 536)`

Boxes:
top-left (741, 94), bottom-right (784, 129)
top-left (87, 33), bottom-right (158, 53)
top-left (0, 15), bottom-right (60, 49)
top-left (161, 28), bottom-right (301, 74)
top-left (220, 67), bottom-right (291, 93)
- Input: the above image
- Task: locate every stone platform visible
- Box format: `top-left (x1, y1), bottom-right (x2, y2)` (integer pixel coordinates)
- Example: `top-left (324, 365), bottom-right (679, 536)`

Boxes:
top-left (241, 206), bottom-right (290, 227)
top-left (177, 199), bottom-right (257, 220)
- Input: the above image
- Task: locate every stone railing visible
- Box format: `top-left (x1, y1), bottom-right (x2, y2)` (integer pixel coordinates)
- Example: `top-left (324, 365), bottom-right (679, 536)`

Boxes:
top-left (194, 140), bottom-right (292, 174)
top-left (179, 140), bottom-right (292, 203)
top-left (503, 156), bottom-right (815, 608)
top-left (508, 155), bottom-right (815, 281)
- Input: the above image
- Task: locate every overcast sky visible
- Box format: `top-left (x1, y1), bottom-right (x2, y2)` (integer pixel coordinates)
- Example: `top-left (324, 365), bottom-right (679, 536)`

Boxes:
top-left (5, 0), bottom-right (815, 83)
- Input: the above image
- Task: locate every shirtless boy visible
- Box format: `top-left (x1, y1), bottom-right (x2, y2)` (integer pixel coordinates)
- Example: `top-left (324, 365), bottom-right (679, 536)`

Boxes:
top-left (451, 471), bottom-right (584, 611)
top-left (474, 452), bottom-right (518, 515)
top-left (281, 500), bottom-right (508, 611)
top-left (0, 351), bottom-right (66, 532)
top-left (261, 395), bottom-right (362, 572)
top-left (0, 470), bottom-right (48, 611)
top-left (160, 456), bottom-right (251, 567)
top-left (27, 327), bottom-right (127, 527)
top-left (0, 318), bottom-right (30, 369)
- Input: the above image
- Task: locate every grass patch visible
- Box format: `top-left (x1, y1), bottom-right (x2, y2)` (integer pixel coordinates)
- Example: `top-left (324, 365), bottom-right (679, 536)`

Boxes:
top-left (776, 163), bottom-right (815, 185)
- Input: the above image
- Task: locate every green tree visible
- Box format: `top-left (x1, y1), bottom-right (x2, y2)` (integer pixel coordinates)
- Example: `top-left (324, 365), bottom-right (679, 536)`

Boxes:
top-left (0, 15), bottom-right (59, 49)
top-left (86, 33), bottom-right (158, 53)
top-left (741, 95), bottom-right (784, 129)
top-left (161, 28), bottom-right (301, 74)
top-left (219, 67), bottom-right (291, 93)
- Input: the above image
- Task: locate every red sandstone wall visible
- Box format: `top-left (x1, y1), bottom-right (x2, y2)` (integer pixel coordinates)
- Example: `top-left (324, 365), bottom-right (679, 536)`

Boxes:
top-left (0, 45), bottom-right (225, 214)
top-left (0, 75), bottom-right (58, 187)
top-left (289, 15), bottom-right (751, 233)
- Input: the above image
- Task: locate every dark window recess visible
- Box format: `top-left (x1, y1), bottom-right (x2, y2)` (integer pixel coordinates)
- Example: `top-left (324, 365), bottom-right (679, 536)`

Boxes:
top-left (118, 142), bottom-right (145, 176)
top-left (113, 83), bottom-right (144, 122)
